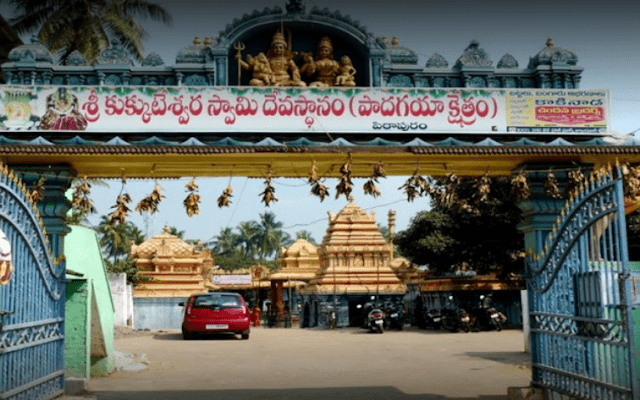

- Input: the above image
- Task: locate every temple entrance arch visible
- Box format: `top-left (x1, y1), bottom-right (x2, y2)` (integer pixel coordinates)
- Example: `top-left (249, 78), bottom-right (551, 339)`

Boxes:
top-left (1, 0), bottom-right (639, 397)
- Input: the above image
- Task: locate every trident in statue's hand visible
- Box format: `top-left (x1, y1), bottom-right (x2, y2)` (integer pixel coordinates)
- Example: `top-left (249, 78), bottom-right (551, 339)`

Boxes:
top-left (234, 42), bottom-right (246, 86)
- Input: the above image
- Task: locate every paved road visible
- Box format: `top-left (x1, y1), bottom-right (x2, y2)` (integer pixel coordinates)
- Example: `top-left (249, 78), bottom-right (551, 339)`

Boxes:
top-left (87, 327), bottom-right (531, 400)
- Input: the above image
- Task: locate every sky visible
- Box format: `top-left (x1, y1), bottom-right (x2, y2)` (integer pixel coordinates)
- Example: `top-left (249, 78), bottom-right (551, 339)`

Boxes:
top-left (1, 0), bottom-right (639, 246)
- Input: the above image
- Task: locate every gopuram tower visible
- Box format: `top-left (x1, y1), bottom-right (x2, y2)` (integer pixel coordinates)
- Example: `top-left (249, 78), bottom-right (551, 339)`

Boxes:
top-left (298, 199), bottom-right (406, 328)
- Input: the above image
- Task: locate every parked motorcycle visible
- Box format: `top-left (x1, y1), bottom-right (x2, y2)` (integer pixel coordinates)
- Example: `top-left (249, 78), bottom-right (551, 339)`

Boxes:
top-left (383, 301), bottom-right (404, 330)
top-left (457, 307), bottom-right (473, 332)
top-left (357, 302), bottom-right (385, 333)
top-left (423, 308), bottom-right (443, 330)
top-left (470, 294), bottom-right (503, 331)
top-left (439, 296), bottom-right (473, 333)
top-left (367, 307), bottom-right (385, 333)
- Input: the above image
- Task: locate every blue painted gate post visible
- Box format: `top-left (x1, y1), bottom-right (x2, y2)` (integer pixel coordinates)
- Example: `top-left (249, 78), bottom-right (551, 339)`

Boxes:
top-left (514, 163), bottom-right (590, 384)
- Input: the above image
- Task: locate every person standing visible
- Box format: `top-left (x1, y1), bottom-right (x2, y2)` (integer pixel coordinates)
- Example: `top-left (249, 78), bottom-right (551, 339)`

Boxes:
top-left (251, 306), bottom-right (261, 327)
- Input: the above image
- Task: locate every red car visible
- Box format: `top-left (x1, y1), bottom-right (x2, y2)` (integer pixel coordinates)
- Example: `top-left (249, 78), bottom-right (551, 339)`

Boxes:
top-left (179, 292), bottom-right (251, 340)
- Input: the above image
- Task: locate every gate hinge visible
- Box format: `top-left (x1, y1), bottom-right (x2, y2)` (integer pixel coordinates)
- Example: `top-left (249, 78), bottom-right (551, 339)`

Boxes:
top-left (631, 271), bottom-right (640, 308)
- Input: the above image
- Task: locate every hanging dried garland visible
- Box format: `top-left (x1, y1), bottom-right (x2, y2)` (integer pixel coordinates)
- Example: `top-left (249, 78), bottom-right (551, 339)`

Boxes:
top-left (543, 169), bottom-right (561, 198)
top-left (439, 172), bottom-right (460, 206)
top-left (475, 172), bottom-right (491, 202)
top-left (399, 168), bottom-right (429, 202)
top-left (28, 176), bottom-right (46, 204)
top-left (308, 161), bottom-right (329, 202)
top-left (621, 162), bottom-right (640, 198)
top-left (217, 185), bottom-right (233, 208)
top-left (335, 155), bottom-right (353, 200)
top-left (70, 177), bottom-right (95, 215)
top-left (183, 178), bottom-right (201, 217)
top-left (511, 170), bottom-right (530, 201)
top-left (260, 166), bottom-right (278, 207)
top-left (363, 162), bottom-right (386, 198)
top-left (136, 182), bottom-right (164, 214)
top-left (565, 168), bottom-right (584, 198)
top-left (109, 177), bottom-right (131, 224)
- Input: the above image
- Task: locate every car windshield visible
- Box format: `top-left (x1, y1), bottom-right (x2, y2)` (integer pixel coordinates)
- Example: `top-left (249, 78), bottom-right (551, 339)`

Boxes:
top-left (193, 294), bottom-right (242, 308)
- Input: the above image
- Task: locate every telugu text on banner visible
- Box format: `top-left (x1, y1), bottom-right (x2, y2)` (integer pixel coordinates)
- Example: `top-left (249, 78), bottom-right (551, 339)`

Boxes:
top-left (0, 86), bottom-right (610, 134)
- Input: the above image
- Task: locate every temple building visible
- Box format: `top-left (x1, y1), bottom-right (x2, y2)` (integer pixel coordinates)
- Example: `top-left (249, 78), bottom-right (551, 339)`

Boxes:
top-left (268, 238), bottom-right (321, 324)
top-left (298, 200), bottom-right (406, 328)
top-left (130, 226), bottom-right (214, 298)
top-left (208, 264), bottom-right (272, 309)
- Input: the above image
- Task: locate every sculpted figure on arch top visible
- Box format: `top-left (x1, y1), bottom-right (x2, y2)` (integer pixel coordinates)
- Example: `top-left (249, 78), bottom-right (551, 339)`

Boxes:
top-left (236, 31), bottom-right (306, 87)
top-left (235, 31), bottom-right (357, 87)
top-left (301, 36), bottom-right (352, 87)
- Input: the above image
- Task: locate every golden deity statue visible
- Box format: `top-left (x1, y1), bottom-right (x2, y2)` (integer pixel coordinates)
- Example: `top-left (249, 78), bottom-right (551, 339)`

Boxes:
top-left (236, 31), bottom-right (306, 87)
top-left (301, 36), bottom-right (355, 87)
top-left (335, 55), bottom-right (357, 87)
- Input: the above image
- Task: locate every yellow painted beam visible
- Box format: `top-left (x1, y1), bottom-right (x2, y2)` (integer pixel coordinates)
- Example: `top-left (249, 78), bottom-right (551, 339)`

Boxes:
top-left (2, 146), bottom-right (640, 178)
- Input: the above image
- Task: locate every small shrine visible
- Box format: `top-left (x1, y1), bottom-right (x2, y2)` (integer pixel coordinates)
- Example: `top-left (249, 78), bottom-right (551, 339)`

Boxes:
top-left (130, 226), bottom-right (214, 297)
top-left (298, 200), bottom-right (406, 328)
top-left (268, 239), bottom-right (321, 325)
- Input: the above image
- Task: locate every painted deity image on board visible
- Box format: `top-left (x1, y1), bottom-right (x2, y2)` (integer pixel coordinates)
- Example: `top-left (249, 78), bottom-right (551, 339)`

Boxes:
top-left (0, 89), bottom-right (39, 130)
top-left (39, 87), bottom-right (88, 130)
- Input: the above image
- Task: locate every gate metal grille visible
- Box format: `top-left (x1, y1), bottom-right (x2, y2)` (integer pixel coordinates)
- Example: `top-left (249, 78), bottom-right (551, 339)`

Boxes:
top-left (0, 168), bottom-right (65, 400)
top-left (528, 167), bottom-right (638, 400)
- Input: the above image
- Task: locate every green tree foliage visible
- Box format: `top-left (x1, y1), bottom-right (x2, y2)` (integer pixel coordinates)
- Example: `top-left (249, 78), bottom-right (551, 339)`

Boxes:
top-left (209, 213), bottom-right (291, 270)
top-left (213, 251), bottom-right (255, 272)
top-left (95, 216), bottom-right (145, 282)
top-left (236, 220), bottom-right (259, 257)
top-left (395, 177), bottom-right (524, 276)
top-left (295, 230), bottom-right (317, 245)
top-left (255, 211), bottom-right (292, 259)
top-left (103, 256), bottom-right (153, 286)
top-left (5, 0), bottom-right (172, 63)
top-left (167, 226), bottom-right (185, 239)
top-left (211, 227), bottom-right (239, 256)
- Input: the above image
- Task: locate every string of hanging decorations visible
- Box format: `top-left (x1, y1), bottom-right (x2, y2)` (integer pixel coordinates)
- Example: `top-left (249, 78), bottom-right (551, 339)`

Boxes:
top-left (59, 160), bottom-right (640, 225)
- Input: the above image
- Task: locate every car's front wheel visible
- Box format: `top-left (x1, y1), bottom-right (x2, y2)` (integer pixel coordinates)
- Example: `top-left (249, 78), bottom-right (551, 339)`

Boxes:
top-left (241, 332), bottom-right (249, 340)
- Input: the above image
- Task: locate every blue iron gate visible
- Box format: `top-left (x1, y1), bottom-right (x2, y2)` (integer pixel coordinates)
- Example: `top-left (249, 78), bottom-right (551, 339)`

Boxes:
top-left (528, 167), bottom-right (638, 400)
top-left (0, 167), bottom-right (65, 399)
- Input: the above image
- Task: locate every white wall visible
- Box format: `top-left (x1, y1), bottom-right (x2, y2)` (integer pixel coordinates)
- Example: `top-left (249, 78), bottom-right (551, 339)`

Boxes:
top-left (108, 273), bottom-right (132, 327)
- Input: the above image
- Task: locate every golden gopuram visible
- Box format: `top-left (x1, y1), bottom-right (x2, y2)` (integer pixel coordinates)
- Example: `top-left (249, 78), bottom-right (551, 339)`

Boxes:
top-left (298, 199), bottom-right (406, 328)
top-left (130, 226), bottom-right (214, 298)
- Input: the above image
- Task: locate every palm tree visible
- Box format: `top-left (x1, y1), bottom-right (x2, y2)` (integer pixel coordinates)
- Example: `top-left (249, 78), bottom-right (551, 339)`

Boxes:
top-left (127, 223), bottom-right (145, 246)
top-left (236, 221), bottom-right (259, 258)
top-left (95, 215), bottom-right (144, 262)
top-left (256, 211), bottom-right (291, 260)
top-left (167, 226), bottom-right (185, 239)
top-left (295, 230), bottom-right (317, 245)
top-left (212, 227), bottom-right (239, 256)
top-left (5, 0), bottom-right (172, 63)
